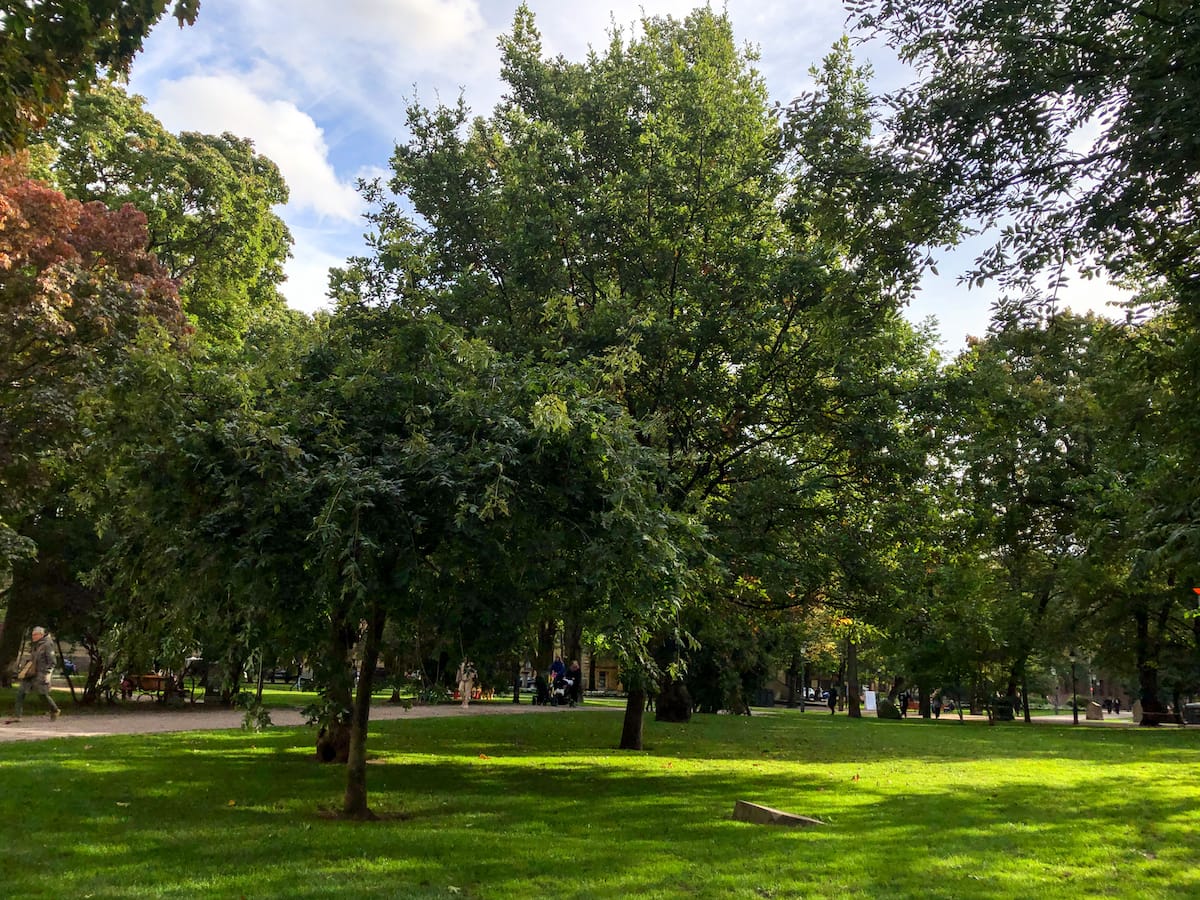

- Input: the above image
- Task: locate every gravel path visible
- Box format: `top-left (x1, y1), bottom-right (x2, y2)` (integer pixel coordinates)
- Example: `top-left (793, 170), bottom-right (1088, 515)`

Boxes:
top-left (0, 700), bottom-right (602, 744)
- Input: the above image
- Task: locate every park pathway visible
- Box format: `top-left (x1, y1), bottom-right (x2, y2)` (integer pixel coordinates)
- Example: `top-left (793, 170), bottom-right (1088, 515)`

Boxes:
top-left (2, 701), bottom-right (1152, 745)
top-left (0, 699), bottom-right (603, 744)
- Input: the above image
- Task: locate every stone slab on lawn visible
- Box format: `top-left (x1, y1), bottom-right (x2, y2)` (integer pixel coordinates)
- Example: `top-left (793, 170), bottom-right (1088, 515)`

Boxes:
top-left (732, 800), bottom-right (824, 827)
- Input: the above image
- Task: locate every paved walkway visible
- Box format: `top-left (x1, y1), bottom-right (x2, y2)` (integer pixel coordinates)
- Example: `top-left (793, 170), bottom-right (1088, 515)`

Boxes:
top-left (3, 701), bottom-right (1171, 744)
top-left (0, 700), bottom-right (597, 744)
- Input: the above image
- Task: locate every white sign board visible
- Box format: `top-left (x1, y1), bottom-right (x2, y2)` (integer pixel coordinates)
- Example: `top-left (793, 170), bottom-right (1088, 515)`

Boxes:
top-left (864, 690), bottom-right (877, 712)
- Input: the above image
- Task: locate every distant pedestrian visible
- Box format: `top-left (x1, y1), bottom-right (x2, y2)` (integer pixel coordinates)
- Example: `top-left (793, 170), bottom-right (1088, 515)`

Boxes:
top-left (932, 694), bottom-right (943, 719)
top-left (1113, 697), bottom-right (1121, 715)
top-left (456, 659), bottom-right (476, 709)
top-left (827, 688), bottom-right (837, 715)
top-left (11, 627), bottom-right (60, 721)
top-left (567, 660), bottom-right (582, 705)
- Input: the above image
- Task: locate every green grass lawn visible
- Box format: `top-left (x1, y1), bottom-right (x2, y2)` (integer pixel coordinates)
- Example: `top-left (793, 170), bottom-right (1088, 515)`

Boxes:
top-left (1, 708), bottom-right (1197, 899)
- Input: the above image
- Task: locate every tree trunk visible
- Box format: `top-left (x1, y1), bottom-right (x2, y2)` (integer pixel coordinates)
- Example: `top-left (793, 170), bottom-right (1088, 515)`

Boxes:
top-left (511, 660), bottom-right (521, 703)
top-left (846, 641), bottom-right (861, 718)
top-left (534, 621), bottom-right (556, 673)
top-left (655, 678), bottom-right (692, 723)
top-left (1134, 604), bottom-right (1167, 725)
top-left (255, 652), bottom-right (266, 704)
top-left (620, 689), bottom-right (646, 750)
top-left (563, 619), bottom-right (583, 672)
top-left (81, 635), bottom-right (104, 704)
top-left (918, 680), bottom-right (930, 719)
top-left (836, 653), bottom-right (846, 710)
top-left (315, 614), bottom-right (356, 763)
top-left (800, 660), bottom-right (809, 713)
top-left (786, 653), bottom-right (798, 709)
top-left (343, 601), bottom-right (386, 819)
top-left (0, 600), bottom-right (29, 688)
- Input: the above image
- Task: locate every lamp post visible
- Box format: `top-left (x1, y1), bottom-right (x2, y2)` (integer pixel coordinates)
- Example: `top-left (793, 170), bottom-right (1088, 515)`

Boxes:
top-left (1068, 649), bottom-right (1078, 726)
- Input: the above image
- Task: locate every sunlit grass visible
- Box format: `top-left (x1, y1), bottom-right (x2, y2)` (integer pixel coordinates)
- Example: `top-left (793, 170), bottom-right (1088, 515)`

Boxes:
top-left (0, 708), bottom-right (1197, 898)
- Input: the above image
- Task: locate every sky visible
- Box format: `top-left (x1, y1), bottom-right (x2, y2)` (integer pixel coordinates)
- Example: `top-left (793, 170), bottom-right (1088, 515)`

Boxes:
top-left (127, 0), bottom-right (1125, 353)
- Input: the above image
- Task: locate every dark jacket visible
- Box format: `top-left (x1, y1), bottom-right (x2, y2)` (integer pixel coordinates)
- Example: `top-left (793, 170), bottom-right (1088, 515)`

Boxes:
top-left (26, 637), bottom-right (56, 685)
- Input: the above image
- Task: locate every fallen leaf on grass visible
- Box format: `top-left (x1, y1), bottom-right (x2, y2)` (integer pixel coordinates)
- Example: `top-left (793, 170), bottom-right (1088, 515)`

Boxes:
top-left (478, 753), bottom-right (491, 759)
top-left (116, 802), bottom-right (129, 807)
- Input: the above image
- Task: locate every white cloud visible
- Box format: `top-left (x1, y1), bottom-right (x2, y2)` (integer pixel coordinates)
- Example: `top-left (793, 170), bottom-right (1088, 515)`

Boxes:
top-left (281, 235), bottom-right (352, 315)
top-left (233, 0), bottom-right (493, 122)
top-left (150, 75), bottom-right (363, 222)
top-left (279, 0), bottom-right (487, 54)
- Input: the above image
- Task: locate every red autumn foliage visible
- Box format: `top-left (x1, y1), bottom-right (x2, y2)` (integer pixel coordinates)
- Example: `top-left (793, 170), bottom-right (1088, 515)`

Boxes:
top-left (0, 153), bottom-right (185, 497)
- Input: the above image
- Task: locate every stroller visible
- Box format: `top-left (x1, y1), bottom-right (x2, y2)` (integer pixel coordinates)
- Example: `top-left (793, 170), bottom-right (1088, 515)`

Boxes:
top-left (551, 673), bottom-right (577, 707)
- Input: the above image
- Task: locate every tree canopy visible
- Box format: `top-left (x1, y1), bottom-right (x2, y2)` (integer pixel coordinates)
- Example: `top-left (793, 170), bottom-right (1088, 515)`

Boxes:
top-left (0, 153), bottom-right (184, 574)
top-left (851, 0), bottom-right (1200, 297)
top-left (0, 1), bottom-right (198, 149)
top-left (36, 83), bottom-right (293, 345)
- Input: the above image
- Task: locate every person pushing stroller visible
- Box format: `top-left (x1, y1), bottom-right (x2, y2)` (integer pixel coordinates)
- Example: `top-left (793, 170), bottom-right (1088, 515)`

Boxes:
top-left (552, 659), bottom-right (582, 707)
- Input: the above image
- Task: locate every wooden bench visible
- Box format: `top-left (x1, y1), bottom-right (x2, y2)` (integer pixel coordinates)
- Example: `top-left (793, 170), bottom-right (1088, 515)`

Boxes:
top-left (121, 674), bottom-right (190, 702)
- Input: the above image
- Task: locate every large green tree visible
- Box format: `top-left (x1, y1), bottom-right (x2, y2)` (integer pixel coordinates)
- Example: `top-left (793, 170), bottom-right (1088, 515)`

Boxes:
top-left (4, 86), bottom-right (294, 687)
top-left (37, 83), bottom-right (293, 345)
top-left (941, 304), bottom-right (1118, 708)
top-left (93, 293), bottom-right (691, 816)
top-left (0, 153), bottom-right (184, 677)
top-left (344, 7), bottom-right (933, 746)
top-left (851, 0), bottom-right (1200, 717)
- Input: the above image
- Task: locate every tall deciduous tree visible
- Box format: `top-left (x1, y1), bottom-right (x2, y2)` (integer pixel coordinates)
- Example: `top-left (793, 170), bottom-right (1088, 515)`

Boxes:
top-left (941, 303), bottom-right (1115, 707)
top-left (347, 7), bottom-right (932, 747)
top-left (852, 0), bottom-right (1200, 717)
top-left (93, 291), bottom-right (690, 816)
top-left (7, 85), bottom-right (294, 687)
top-left (0, 154), bottom-right (183, 675)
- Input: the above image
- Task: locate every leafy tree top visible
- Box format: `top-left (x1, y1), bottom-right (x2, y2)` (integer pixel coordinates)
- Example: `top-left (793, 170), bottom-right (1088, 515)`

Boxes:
top-left (0, 1), bottom-right (198, 150)
top-left (35, 83), bottom-right (293, 347)
top-left (851, 0), bottom-right (1200, 294)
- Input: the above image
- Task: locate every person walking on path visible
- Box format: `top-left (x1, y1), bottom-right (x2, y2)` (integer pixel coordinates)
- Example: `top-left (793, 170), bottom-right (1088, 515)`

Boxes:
top-left (11, 627), bottom-right (60, 722)
top-left (567, 660), bottom-right (583, 705)
top-left (456, 659), bottom-right (476, 710)
top-left (827, 687), bottom-right (837, 715)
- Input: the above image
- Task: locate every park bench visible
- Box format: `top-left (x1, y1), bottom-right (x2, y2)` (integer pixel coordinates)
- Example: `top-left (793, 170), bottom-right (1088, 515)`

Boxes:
top-left (121, 673), bottom-right (191, 703)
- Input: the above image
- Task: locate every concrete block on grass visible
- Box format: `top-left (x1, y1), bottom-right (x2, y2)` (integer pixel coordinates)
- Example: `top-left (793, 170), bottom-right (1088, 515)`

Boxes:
top-left (732, 800), bottom-right (824, 827)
